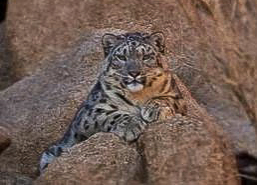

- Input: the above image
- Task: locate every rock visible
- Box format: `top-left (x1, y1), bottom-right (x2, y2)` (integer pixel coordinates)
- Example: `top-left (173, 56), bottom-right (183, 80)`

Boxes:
top-left (35, 118), bottom-right (240, 185)
top-left (174, 0), bottom-right (257, 156)
top-left (0, 126), bottom-right (11, 154)
top-left (35, 117), bottom-right (240, 184)
top-left (35, 133), bottom-right (142, 185)
top-left (138, 116), bottom-right (240, 185)
top-left (0, 172), bottom-right (32, 185)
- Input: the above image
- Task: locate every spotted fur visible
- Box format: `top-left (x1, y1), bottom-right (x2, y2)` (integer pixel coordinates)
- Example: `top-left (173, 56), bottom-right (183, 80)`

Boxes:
top-left (39, 32), bottom-right (186, 173)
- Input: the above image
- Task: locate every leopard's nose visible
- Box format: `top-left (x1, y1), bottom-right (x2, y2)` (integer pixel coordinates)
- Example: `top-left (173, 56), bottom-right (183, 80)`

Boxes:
top-left (128, 71), bottom-right (141, 78)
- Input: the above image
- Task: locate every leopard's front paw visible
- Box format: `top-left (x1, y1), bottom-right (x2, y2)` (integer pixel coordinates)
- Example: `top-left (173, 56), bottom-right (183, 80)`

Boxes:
top-left (111, 117), bottom-right (146, 142)
top-left (141, 102), bottom-right (160, 123)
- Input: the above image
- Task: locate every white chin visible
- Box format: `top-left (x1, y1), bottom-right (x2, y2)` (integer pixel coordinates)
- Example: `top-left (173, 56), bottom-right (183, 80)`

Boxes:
top-left (127, 84), bottom-right (144, 92)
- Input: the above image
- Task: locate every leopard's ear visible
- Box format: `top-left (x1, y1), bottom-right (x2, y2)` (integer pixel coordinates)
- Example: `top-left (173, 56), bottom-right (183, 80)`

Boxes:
top-left (149, 32), bottom-right (165, 54)
top-left (102, 33), bottom-right (120, 57)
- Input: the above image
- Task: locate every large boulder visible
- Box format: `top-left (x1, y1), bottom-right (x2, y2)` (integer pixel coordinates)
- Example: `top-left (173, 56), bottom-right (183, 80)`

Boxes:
top-left (36, 133), bottom-right (142, 185)
top-left (137, 116), bottom-right (239, 185)
top-left (35, 115), bottom-right (240, 185)
top-left (174, 0), bottom-right (257, 156)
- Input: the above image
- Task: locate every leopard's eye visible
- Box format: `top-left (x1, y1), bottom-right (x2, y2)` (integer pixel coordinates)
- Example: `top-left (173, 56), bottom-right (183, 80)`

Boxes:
top-left (116, 55), bottom-right (127, 61)
top-left (143, 54), bottom-right (152, 61)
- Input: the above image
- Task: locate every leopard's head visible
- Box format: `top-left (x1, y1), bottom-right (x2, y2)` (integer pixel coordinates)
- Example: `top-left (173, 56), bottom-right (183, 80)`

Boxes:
top-left (102, 32), bottom-right (167, 93)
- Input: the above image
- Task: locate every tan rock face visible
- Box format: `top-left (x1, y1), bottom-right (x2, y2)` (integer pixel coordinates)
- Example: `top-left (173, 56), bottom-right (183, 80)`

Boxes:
top-left (175, 0), bottom-right (257, 156)
top-left (35, 117), bottom-right (240, 185)
top-left (138, 117), bottom-right (239, 185)
top-left (36, 133), bottom-right (142, 185)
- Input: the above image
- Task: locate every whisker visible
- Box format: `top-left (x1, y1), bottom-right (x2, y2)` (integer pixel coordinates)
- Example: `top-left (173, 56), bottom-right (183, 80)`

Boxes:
top-left (114, 73), bottom-right (127, 78)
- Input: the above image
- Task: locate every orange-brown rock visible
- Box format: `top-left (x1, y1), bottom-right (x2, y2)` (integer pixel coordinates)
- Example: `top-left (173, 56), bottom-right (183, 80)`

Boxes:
top-left (35, 133), bottom-right (142, 185)
top-left (138, 117), bottom-right (240, 185)
top-left (35, 117), bottom-right (240, 185)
